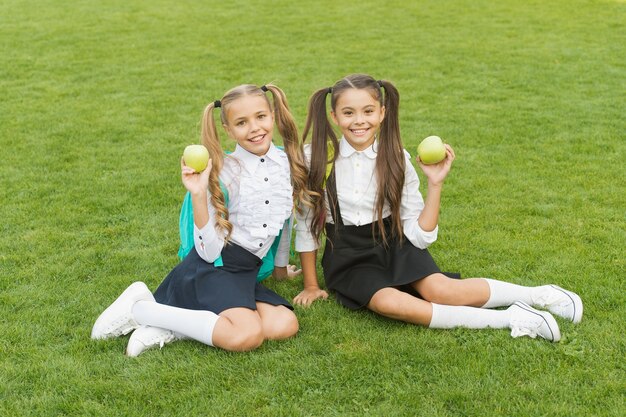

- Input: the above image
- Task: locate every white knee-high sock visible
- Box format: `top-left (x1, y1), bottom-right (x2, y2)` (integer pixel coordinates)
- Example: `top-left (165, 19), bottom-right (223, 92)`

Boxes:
top-left (482, 278), bottom-right (534, 308)
top-left (429, 303), bottom-right (510, 329)
top-left (132, 301), bottom-right (219, 346)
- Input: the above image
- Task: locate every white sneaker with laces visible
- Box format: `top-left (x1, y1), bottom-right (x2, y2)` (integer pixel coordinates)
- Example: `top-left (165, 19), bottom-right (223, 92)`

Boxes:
top-left (91, 282), bottom-right (155, 340)
top-left (508, 301), bottom-right (561, 342)
top-left (126, 326), bottom-right (179, 357)
top-left (531, 285), bottom-right (583, 323)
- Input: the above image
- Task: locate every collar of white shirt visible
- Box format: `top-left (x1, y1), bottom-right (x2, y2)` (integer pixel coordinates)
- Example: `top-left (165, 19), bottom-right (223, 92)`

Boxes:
top-left (231, 142), bottom-right (286, 175)
top-left (339, 136), bottom-right (379, 159)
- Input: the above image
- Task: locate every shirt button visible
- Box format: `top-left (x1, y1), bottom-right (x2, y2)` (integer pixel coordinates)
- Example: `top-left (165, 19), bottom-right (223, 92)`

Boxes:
top-left (264, 177), bottom-right (268, 182)
top-left (259, 243), bottom-right (263, 247)
top-left (265, 200), bottom-right (269, 204)
top-left (260, 158), bottom-right (265, 162)
top-left (263, 224), bottom-right (267, 228)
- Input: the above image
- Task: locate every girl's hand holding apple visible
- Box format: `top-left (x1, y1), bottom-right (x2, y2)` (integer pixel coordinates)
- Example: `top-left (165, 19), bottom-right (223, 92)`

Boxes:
top-left (181, 155), bottom-right (212, 196)
top-left (417, 141), bottom-right (455, 187)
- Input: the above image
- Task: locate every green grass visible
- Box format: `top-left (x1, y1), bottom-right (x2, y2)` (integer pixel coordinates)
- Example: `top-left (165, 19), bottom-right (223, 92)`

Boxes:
top-left (1, 0), bottom-right (625, 415)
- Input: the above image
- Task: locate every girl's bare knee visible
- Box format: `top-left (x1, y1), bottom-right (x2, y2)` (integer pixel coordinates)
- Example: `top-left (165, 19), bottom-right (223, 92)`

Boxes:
top-left (368, 289), bottom-right (400, 315)
top-left (265, 310), bottom-right (299, 340)
top-left (279, 312), bottom-right (299, 339)
top-left (223, 324), bottom-right (264, 352)
top-left (417, 274), bottom-right (452, 303)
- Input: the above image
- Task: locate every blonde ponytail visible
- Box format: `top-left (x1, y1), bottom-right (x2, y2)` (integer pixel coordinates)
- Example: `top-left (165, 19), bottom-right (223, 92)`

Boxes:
top-left (200, 101), bottom-right (233, 240)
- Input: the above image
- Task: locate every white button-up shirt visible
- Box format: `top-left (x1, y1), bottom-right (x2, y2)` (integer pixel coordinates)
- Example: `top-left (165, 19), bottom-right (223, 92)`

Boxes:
top-left (195, 143), bottom-right (293, 265)
top-left (295, 137), bottom-right (438, 252)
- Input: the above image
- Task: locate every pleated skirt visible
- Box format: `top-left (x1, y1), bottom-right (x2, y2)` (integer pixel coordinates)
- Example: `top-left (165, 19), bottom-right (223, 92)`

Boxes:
top-left (322, 218), bottom-right (459, 310)
top-left (154, 243), bottom-right (292, 314)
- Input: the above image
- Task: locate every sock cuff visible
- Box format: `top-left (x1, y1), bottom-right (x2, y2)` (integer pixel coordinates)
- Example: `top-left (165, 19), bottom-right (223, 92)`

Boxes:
top-left (132, 300), bottom-right (219, 347)
top-left (204, 311), bottom-right (219, 346)
top-left (482, 278), bottom-right (534, 309)
top-left (428, 303), bottom-right (446, 328)
top-left (482, 278), bottom-right (503, 308)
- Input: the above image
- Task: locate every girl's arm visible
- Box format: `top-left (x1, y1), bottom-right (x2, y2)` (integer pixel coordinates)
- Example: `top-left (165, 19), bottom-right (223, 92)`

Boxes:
top-left (416, 184), bottom-right (442, 232)
top-left (182, 158), bottom-right (224, 262)
top-left (292, 196), bottom-right (328, 306)
top-left (417, 144), bottom-right (455, 231)
top-left (182, 157), bottom-right (211, 228)
top-left (293, 250), bottom-right (328, 306)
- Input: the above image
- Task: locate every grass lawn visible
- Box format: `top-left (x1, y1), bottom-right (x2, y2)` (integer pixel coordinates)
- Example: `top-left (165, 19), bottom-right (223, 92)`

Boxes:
top-left (1, 0), bottom-right (624, 415)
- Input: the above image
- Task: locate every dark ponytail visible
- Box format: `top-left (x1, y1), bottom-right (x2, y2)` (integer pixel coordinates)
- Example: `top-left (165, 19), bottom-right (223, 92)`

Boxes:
top-left (375, 79), bottom-right (405, 244)
top-left (303, 88), bottom-right (338, 240)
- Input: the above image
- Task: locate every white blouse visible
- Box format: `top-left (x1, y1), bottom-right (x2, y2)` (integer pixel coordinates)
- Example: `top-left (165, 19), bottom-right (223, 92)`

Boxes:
top-left (194, 143), bottom-right (293, 266)
top-left (295, 137), bottom-right (438, 252)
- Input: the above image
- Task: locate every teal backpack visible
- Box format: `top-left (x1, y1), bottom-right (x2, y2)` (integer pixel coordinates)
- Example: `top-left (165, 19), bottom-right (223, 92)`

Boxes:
top-left (177, 182), bottom-right (287, 282)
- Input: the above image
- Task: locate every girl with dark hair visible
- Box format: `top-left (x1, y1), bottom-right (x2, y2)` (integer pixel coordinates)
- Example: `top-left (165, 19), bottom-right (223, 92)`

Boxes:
top-left (92, 83), bottom-right (313, 355)
top-left (294, 74), bottom-right (582, 342)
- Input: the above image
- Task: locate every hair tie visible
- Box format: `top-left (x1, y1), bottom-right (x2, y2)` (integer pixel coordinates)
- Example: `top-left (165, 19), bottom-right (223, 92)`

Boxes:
top-left (327, 87), bottom-right (332, 94)
top-left (260, 85), bottom-right (268, 92)
top-left (213, 100), bottom-right (221, 108)
top-left (377, 80), bottom-right (384, 88)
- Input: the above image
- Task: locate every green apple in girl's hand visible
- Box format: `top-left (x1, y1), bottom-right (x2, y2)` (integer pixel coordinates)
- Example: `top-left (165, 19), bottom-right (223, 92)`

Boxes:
top-left (183, 145), bottom-right (210, 172)
top-left (417, 136), bottom-right (446, 164)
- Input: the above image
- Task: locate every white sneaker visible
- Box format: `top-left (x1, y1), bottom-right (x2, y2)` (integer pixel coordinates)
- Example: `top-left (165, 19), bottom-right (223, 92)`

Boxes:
top-left (508, 301), bottom-right (561, 342)
top-left (126, 326), bottom-right (179, 357)
top-left (91, 282), bottom-right (155, 340)
top-left (531, 285), bottom-right (583, 324)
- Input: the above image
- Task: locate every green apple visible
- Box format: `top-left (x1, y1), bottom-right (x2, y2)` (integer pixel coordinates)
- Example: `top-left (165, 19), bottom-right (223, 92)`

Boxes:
top-left (417, 136), bottom-right (446, 165)
top-left (183, 144), bottom-right (210, 172)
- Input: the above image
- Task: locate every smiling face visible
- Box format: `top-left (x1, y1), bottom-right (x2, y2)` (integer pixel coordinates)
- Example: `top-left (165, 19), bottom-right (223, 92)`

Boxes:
top-left (331, 88), bottom-right (385, 151)
top-left (223, 95), bottom-right (274, 156)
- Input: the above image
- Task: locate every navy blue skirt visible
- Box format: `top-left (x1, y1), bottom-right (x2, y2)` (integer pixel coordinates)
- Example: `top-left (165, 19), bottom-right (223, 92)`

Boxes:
top-left (154, 243), bottom-right (293, 314)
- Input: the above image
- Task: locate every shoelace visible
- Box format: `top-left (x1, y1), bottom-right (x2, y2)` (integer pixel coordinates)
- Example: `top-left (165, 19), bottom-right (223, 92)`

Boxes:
top-left (510, 320), bottom-right (540, 339)
top-left (532, 287), bottom-right (573, 320)
top-left (146, 330), bottom-right (176, 349)
top-left (533, 287), bottom-right (569, 308)
top-left (104, 314), bottom-right (136, 336)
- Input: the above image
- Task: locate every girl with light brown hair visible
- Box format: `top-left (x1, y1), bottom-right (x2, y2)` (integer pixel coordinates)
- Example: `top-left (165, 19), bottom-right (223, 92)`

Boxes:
top-left (92, 83), bottom-right (313, 355)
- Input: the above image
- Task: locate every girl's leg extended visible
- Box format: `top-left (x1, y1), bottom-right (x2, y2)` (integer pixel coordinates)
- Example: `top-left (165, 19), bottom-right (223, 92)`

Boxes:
top-left (367, 287), bottom-right (508, 329)
top-left (480, 278), bottom-right (582, 323)
top-left (256, 302), bottom-right (299, 340)
top-left (367, 287), bottom-right (560, 342)
top-left (413, 273), bottom-right (582, 323)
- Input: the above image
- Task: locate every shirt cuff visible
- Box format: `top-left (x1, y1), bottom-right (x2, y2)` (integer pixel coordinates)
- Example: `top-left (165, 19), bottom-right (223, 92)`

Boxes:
top-left (406, 223), bottom-right (438, 249)
top-left (419, 223), bottom-right (438, 242)
top-left (194, 222), bottom-right (221, 262)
